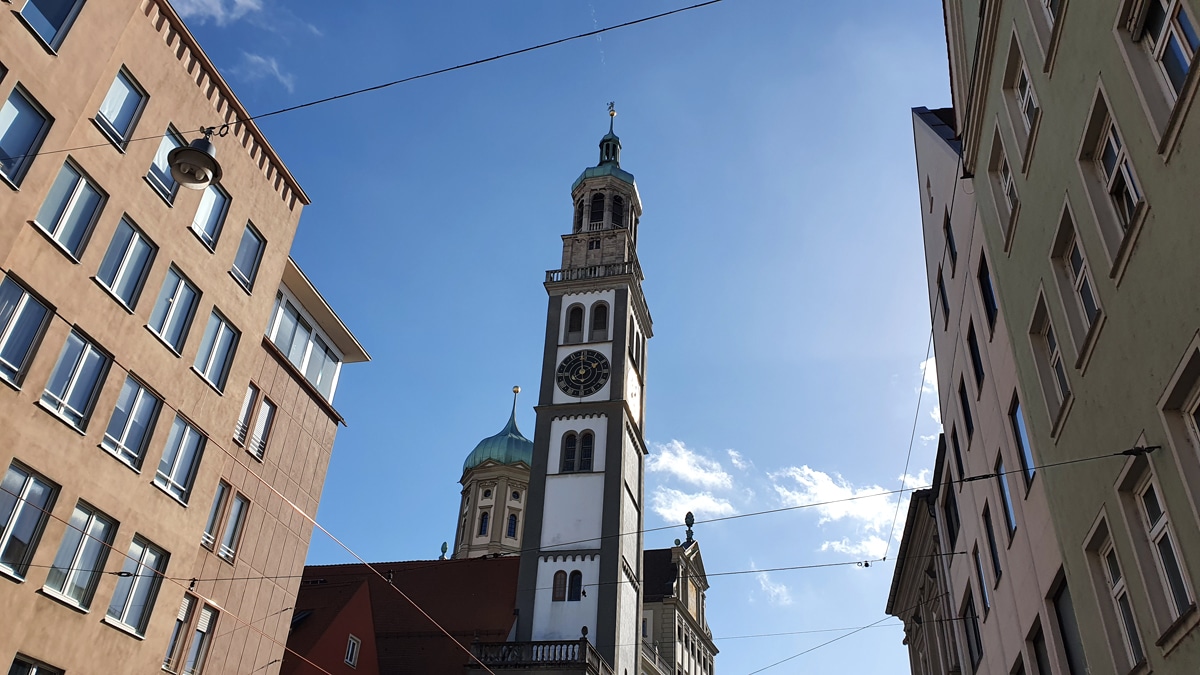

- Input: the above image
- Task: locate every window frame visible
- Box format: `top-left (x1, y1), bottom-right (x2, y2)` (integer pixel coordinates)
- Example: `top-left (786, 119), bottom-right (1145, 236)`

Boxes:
top-left (217, 493), bottom-right (248, 563)
top-left (265, 289), bottom-right (344, 401)
top-left (230, 223), bottom-right (265, 291)
top-left (234, 383), bottom-right (258, 446)
top-left (193, 310), bottom-right (239, 392)
top-left (0, 84), bottom-right (53, 188)
top-left (345, 634), bottom-right (361, 668)
top-left (247, 396), bottom-right (276, 461)
top-left (1135, 473), bottom-right (1193, 618)
top-left (95, 216), bottom-right (156, 311)
top-left (145, 126), bottom-right (184, 203)
top-left (153, 415), bottom-right (205, 504)
top-left (0, 275), bottom-right (51, 386)
top-left (8, 655), bottom-right (64, 675)
top-left (191, 183), bottom-right (230, 251)
top-left (201, 481), bottom-right (229, 550)
top-left (17, 0), bottom-right (87, 51)
top-left (967, 323), bottom-right (986, 390)
top-left (100, 374), bottom-right (161, 469)
top-left (567, 570), bottom-right (583, 601)
top-left (477, 510), bottom-right (489, 537)
top-left (506, 512), bottom-right (518, 538)
top-left (0, 461), bottom-right (58, 578)
top-left (977, 255), bottom-right (1000, 332)
top-left (1010, 396), bottom-right (1037, 488)
top-left (106, 536), bottom-right (167, 635)
top-left (94, 67), bottom-right (148, 149)
top-left (1101, 538), bottom-right (1146, 666)
top-left (43, 501), bottom-right (115, 608)
top-left (552, 570), bottom-right (567, 601)
top-left (996, 456), bottom-right (1018, 536)
top-left (33, 160), bottom-right (106, 260)
top-left (148, 267), bottom-right (200, 354)
top-left (961, 591), bottom-right (984, 670)
top-left (40, 329), bottom-right (110, 429)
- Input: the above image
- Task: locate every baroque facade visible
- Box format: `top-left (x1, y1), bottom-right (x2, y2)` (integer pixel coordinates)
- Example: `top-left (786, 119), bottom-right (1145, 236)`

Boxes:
top-left (0, 1), bottom-right (366, 673)
top-left (891, 1), bottom-right (1200, 674)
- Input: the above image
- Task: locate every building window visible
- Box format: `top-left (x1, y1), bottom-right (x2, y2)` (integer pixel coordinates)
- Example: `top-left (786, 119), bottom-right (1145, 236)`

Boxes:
top-left (590, 193), bottom-right (605, 226)
top-left (1003, 36), bottom-right (1041, 159)
top-left (937, 269), bottom-right (950, 324)
top-left (8, 656), bottom-right (63, 675)
top-left (180, 605), bottom-right (217, 674)
top-left (1029, 622), bottom-right (1053, 675)
top-left (973, 547), bottom-right (991, 614)
top-left (512, 491), bottom-right (520, 501)
top-left (96, 217), bottom-right (156, 310)
top-left (961, 592), bottom-right (984, 670)
top-left (146, 127), bottom-right (183, 202)
top-left (154, 415), bottom-right (205, 503)
top-left (1049, 209), bottom-right (1102, 358)
top-left (41, 329), bottom-right (109, 429)
top-left (230, 224), bottom-right (264, 290)
top-left (967, 323), bottom-right (985, 389)
top-left (234, 384), bottom-right (258, 445)
top-left (1099, 118), bottom-right (1142, 230)
top-left (562, 433), bottom-right (577, 472)
top-left (1101, 540), bottom-right (1145, 666)
top-left (574, 202), bottom-right (583, 233)
top-left (568, 570), bottom-right (583, 601)
top-left (950, 428), bottom-right (965, 480)
top-left (0, 462), bottom-right (57, 578)
top-left (19, 0), bottom-right (86, 49)
top-left (1009, 397), bottom-right (1036, 487)
top-left (566, 305), bottom-right (584, 343)
top-left (579, 432), bottom-right (594, 471)
top-left (106, 536), bottom-right (168, 635)
top-left (552, 570), bottom-right (567, 601)
top-left (940, 212), bottom-right (960, 270)
top-left (1063, 235), bottom-right (1100, 329)
top-left (1141, 0), bottom-right (1200, 99)
top-left (101, 375), bottom-right (160, 468)
top-left (201, 481), bottom-right (229, 549)
top-left (266, 293), bottom-right (342, 400)
top-left (0, 276), bottom-right (50, 385)
top-left (996, 457), bottom-right (1017, 536)
top-left (977, 256), bottom-right (1000, 330)
top-left (478, 511), bottom-right (489, 537)
top-left (44, 502), bottom-right (114, 608)
top-left (95, 68), bottom-right (146, 147)
top-left (217, 494), bottom-right (248, 562)
top-left (1044, 321), bottom-right (1070, 404)
top-left (191, 184), bottom-right (229, 250)
top-left (990, 132), bottom-right (1020, 234)
top-left (983, 505), bottom-right (1003, 580)
top-left (506, 513), bottom-right (518, 538)
top-left (34, 161), bottom-right (105, 259)
top-left (0, 86), bottom-right (52, 187)
top-left (612, 195), bottom-right (626, 228)
top-left (591, 303), bottom-right (608, 341)
top-left (247, 397), bottom-right (276, 461)
top-left (1052, 580), bottom-right (1088, 675)
top-left (163, 595), bottom-right (194, 671)
top-left (1135, 475), bottom-right (1193, 617)
top-left (1013, 59), bottom-right (1040, 133)
top-left (345, 635), bottom-right (361, 667)
top-left (959, 379), bottom-right (975, 439)
top-left (193, 311), bottom-right (238, 391)
top-left (943, 485), bottom-right (961, 549)
top-left (587, 238), bottom-right (600, 251)
top-left (149, 268), bottom-right (200, 354)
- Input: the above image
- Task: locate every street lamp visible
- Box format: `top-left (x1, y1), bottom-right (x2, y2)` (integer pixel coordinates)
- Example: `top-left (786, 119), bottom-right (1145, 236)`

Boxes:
top-left (168, 127), bottom-right (223, 190)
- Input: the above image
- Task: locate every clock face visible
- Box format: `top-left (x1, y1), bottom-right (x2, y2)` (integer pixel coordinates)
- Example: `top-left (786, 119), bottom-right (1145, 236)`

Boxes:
top-left (556, 349), bottom-right (611, 398)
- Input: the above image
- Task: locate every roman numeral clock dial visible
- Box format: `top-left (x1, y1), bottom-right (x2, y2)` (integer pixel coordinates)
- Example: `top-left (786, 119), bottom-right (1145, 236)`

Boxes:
top-left (555, 349), bottom-right (611, 398)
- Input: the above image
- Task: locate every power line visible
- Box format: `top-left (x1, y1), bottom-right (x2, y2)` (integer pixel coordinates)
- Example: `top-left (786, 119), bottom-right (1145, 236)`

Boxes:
top-left (3, 0), bottom-right (728, 165)
top-left (883, 329), bottom-right (933, 560)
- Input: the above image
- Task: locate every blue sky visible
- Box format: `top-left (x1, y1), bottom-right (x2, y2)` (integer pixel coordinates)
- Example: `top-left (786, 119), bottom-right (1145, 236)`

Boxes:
top-left (176, 0), bottom-right (950, 672)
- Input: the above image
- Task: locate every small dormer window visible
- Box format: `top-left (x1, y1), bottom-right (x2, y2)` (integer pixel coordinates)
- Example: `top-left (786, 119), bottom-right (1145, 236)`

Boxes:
top-left (483, 489), bottom-right (492, 499)
top-left (512, 491), bottom-right (520, 501)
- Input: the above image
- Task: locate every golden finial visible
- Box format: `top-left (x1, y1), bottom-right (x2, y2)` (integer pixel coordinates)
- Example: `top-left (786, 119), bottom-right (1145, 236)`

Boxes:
top-left (513, 385), bottom-right (521, 394)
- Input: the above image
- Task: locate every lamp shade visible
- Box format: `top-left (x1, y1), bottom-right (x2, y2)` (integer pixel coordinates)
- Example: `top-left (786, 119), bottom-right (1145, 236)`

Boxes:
top-left (168, 137), bottom-right (223, 190)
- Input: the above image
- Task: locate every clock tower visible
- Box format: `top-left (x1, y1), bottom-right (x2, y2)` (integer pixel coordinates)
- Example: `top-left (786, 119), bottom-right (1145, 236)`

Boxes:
top-left (514, 110), bottom-right (651, 675)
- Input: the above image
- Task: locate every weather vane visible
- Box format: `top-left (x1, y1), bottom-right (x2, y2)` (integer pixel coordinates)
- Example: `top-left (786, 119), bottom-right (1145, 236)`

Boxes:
top-left (608, 101), bottom-right (616, 117)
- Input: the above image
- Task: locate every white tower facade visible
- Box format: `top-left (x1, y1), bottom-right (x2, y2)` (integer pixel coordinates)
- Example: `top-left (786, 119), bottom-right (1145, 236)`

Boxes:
top-left (515, 114), bottom-right (652, 675)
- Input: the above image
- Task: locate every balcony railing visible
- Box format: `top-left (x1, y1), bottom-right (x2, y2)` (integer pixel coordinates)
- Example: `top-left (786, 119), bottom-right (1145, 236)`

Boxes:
top-left (640, 640), bottom-right (668, 673)
top-left (471, 639), bottom-right (613, 673)
top-left (546, 261), bottom-right (642, 284)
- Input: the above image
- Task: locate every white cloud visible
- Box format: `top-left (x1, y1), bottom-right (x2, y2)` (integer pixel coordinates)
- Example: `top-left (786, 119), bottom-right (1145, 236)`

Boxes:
top-left (770, 466), bottom-right (931, 556)
top-left (753, 566), bottom-right (793, 606)
top-left (919, 356), bottom-right (938, 395)
top-left (174, 0), bottom-right (262, 25)
top-left (650, 487), bottom-right (735, 523)
top-left (727, 449), bottom-right (751, 471)
top-left (233, 52), bottom-right (295, 92)
top-left (647, 440), bottom-right (732, 490)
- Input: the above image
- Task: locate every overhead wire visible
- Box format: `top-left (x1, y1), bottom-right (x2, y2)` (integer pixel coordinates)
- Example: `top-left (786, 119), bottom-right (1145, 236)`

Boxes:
top-left (2, 0), bottom-right (729, 165)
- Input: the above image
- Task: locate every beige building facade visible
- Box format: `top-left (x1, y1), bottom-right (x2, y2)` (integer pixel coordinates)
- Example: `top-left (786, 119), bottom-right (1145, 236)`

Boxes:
top-left (894, 1), bottom-right (1200, 674)
top-left (0, 1), bottom-right (366, 673)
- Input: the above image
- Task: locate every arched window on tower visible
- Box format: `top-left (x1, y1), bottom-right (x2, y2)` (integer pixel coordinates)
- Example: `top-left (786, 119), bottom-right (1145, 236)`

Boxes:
top-left (612, 195), bottom-right (625, 228)
top-left (590, 193), bottom-right (605, 228)
top-left (566, 305), bottom-right (584, 343)
top-left (591, 303), bottom-right (608, 341)
top-left (580, 432), bottom-right (594, 472)
top-left (478, 511), bottom-right (489, 537)
top-left (574, 201), bottom-right (584, 233)
top-left (552, 571), bottom-right (567, 601)
top-left (506, 513), bottom-right (518, 538)
top-left (568, 570), bottom-right (583, 601)
top-left (562, 433), bottom-right (577, 472)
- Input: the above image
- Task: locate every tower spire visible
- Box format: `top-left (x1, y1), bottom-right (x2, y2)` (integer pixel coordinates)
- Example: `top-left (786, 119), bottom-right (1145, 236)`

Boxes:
top-left (599, 103), bottom-right (621, 166)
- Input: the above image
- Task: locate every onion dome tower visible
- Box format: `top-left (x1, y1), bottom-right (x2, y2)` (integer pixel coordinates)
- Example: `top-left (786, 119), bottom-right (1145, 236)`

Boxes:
top-left (452, 387), bottom-right (533, 559)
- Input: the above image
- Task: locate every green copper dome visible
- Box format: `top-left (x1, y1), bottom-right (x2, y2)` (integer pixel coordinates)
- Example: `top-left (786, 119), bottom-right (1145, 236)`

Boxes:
top-left (571, 113), bottom-right (636, 191)
top-left (463, 395), bottom-right (533, 473)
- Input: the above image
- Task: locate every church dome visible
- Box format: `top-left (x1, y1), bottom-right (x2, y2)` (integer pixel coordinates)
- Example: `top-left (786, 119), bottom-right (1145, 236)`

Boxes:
top-left (462, 391), bottom-right (533, 473)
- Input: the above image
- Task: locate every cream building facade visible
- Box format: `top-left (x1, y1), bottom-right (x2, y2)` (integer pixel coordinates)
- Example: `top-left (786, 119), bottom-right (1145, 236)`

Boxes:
top-left (0, 1), bottom-right (366, 673)
top-left (894, 1), bottom-right (1200, 674)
